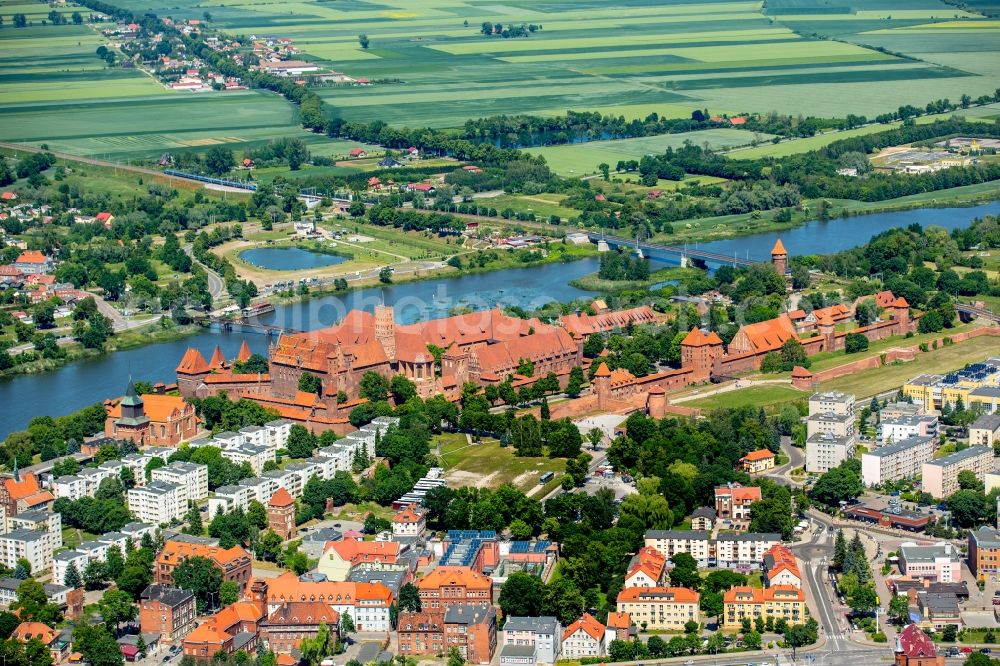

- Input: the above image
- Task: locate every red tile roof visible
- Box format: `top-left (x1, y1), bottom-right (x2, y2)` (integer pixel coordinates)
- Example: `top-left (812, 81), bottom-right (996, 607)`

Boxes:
top-left (897, 623), bottom-right (938, 658)
top-left (742, 449), bottom-right (774, 462)
top-left (14, 250), bottom-right (48, 264)
top-left (269, 487), bottom-right (293, 507)
top-left (681, 327), bottom-right (723, 347)
top-left (771, 238), bottom-right (787, 255)
top-left (564, 612), bottom-right (605, 642)
top-left (177, 348), bottom-right (210, 374)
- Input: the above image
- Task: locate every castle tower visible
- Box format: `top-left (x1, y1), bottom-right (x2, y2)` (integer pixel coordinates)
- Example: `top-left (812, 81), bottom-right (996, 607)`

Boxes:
top-left (237, 340), bottom-right (252, 364)
top-left (890, 296), bottom-right (910, 335)
top-left (374, 304), bottom-right (396, 360)
top-left (771, 238), bottom-right (788, 276)
top-left (593, 362), bottom-right (611, 410)
top-left (818, 315), bottom-right (835, 351)
top-left (250, 578), bottom-right (269, 616)
top-left (268, 487), bottom-right (296, 541)
top-left (176, 348), bottom-right (211, 397)
top-left (680, 328), bottom-right (724, 382)
top-left (209, 345), bottom-right (226, 370)
top-left (646, 386), bottom-right (667, 419)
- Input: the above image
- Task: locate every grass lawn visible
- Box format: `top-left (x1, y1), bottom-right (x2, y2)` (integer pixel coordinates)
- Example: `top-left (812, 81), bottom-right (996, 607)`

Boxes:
top-left (438, 434), bottom-right (565, 493)
top-left (685, 384), bottom-right (807, 412)
top-left (823, 335), bottom-right (1000, 398)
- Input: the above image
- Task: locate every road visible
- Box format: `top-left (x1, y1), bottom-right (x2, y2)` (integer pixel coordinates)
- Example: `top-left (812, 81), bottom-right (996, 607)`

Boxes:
top-left (0, 141), bottom-right (166, 178)
top-left (183, 243), bottom-right (226, 300)
top-left (790, 512), bottom-right (849, 653)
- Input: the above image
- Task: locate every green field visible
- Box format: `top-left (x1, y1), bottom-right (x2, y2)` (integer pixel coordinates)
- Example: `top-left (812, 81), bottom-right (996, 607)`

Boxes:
top-left (438, 433), bottom-right (565, 492)
top-left (527, 129), bottom-right (773, 176)
top-left (3, 0), bottom-right (1000, 159)
top-left (684, 384), bottom-right (808, 411)
top-left (822, 335), bottom-right (1000, 398)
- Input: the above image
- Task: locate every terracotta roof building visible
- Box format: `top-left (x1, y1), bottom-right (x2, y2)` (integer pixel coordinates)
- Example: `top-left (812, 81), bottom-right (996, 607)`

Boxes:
top-left (182, 601), bottom-right (263, 660)
top-left (562, 612), bottom-right (606, 659)
top-left (260, 601), bottom-right (340, 653)
top-left (155, 539), bottom-right (252, 591)
top-left (894, 623), bottom-right (945, 666)
top-left (12, 621), bottom-right (69, 665)
top-left (616, 587), bottom-right (700, 631)
top-left (397, 604), bottom-right (497, 664)
top-left (417, 566), bottom-right (493, 610)
top-left (104, 381), bottom-right (199, 447)
top-left (317, 538), bottom-right (400, 581)
top-left (267, 487), bottom-right (295, 541)
top-left (722, 585), bottom-right (805, 628)
top-left (739, 449), bottom-right (776, 474)
top-left (249, 571), bottom-right (394, 631)
top-left (714, 483), bottom-right (762, 528)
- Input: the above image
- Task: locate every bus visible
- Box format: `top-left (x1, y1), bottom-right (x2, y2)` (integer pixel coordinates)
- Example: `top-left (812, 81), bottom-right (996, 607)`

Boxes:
top-left (539, 472), bottom-right (554, 485)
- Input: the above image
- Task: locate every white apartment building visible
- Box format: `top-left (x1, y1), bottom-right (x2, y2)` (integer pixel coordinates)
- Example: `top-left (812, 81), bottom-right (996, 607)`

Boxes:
top-left (715, 533), bottom-right (782, 569)
top-left (921, 446), bottom-right (993, 499)
top-left (52, 549), bottom-right (89, 587)
top-left (264, 419), bottom-right (293, 450)
top-left (222, 444), bottom-right (271, 475)
top-left (861, 435), bottom-right (935, 487)
top-left (502, 617), bottom-right (563, 665)
top-left (806, 432), bottom-right (856, 474)
top-left (806, 412), bottom-right (855, 439)
top-left (971, 415), bottom-right (1000, 447)
top-left (809, 391), bottom-right (855, 417)
top-left (127, 480), bottom-right (187, 525)
top-left (0, 528), bottom-right (53, 573)
top-left (239, 476), bottom-right (278, 504)
top-left (152, 461), bottom-right (208, 502)
top-left (208, 484), bottom-right (254, 518)
top-left (213, 431), bottom-right (243, 448)
top-left (239, 425), bottom-right (266, 448)
top-left (643, 531), bottom-right (713, 567)
top-left (6, 510), bottom-right (61, 551)
top-left (54, 475), bottom-right (87, 501)
top-left (879, 415), bottom-right (939, 443)
top-left (263, 467), bottom-right (306, 498)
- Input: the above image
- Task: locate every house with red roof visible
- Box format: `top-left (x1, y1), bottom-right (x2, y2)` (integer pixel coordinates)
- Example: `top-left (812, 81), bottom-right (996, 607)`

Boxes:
top-left (348, 148), bottom-right (367, 158)
top-left (894, 623), bottom-right (944, 666)
top-left (729, 116), bottom-right (747, 125)
top-left (740, 448), bottom-right (776, 474)
top-left (12, 622), bottom-right (70, 665)
top-left (562, 613), bottom-right (606, 659)
top-left (406, 182), bottom-right (435, 194)
top-left (0, 192), bottom-right (17, 202)
top-left (714, 483), bottom-right (762, 529)
top-left (13, 250), bottom-right (53, 275)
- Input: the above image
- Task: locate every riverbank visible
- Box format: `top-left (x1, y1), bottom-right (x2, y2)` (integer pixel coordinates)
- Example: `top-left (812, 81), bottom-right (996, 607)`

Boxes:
top-left (569, 266), bottom-right (700, 292)
top-left (0, 320), bottom-right (201, 380)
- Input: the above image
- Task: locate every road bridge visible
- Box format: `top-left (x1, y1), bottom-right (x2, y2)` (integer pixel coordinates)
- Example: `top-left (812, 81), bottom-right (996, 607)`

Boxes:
top-left (587, 233), bottom-right (759, 267)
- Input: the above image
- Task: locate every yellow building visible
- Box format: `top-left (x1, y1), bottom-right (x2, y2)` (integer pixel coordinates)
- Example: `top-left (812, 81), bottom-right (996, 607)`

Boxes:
top-left (722, 586), bottom-right (806, 628)
top-left (739, 449), bottom-right (776, 474)
top-left (616, 587), bottom-right (700, 631)
top-left (903, 358), bottom-right (1000, 411)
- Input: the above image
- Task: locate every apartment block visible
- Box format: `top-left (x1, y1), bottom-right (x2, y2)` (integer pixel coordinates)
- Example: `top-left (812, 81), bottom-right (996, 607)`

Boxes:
top-left (722, 586), bottom-right (805, 628)
top-left (0, 528), bottom-right (53, 573)
top-left (879, 415), bottom-right (938, 443)
top-left (643, 531), bottom-right (713, 567)
top-left (397, 604), bottom-right (497, 665)
top-left (616, 587), bottom-right (700, 631)
top-left (128, 480), bottom-right (187, 525)
top-left (501, 616), bottom-right (562, 664)
top-left (971, 414), bottom-right (1000, 447)
top-left (806, 411), bottom-right (855, 439)
top-left (968, 526), bottom-right (1000, 581)
top-left (152, 461), bottom-right (209, 502)
top-left (921, 446), bottom-right (992, 499)
top-left (714, 484), bottom-right (762, 529)
top-left (808, 391), bottom-right (855, 417)
top-left (715, 533), bottom-right (782, 569)
top-left (806, 432), bottom-right (856, 474)
top-left (140, 584), bottom-right (197, 643)
top-left (861, 435), bottom-right (935, 487)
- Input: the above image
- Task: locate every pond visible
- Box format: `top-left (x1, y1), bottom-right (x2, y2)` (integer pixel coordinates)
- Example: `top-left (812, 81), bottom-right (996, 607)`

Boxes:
top-left (239, 247), bottom-right (348, 271)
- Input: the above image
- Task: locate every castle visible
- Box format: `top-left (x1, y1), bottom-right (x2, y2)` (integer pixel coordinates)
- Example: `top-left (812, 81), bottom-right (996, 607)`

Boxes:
top-left (176, 240), bottom-right (917, 432)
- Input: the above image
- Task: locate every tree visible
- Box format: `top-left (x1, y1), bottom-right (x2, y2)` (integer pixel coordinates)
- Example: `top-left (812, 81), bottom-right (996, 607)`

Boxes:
top-left (298, 372), bottom-right (322, 395)
top-left (379, 267), bottom-right (393, 284)
top-left (958, 469), bottom-right (983, 492)
top-left (565, 366), bottom-right (584, 397)
top-left (598, 163), bottom-right (610, 180)
top-left (811, 465), bottom-right (863, 506)
top-left (340, 611), bottom-right (355, 634)
top-left (286, 425), bottom-right (317, 459)
top-left (219, 580), bottom-right (240, 606)
top-left (833, 530), bottom-right (848, 571)
top-left (360, 371), bottom-right (390, 402)
top-left (247, 500), bottom-right (268, 530)
top-left (255, 530), bottom-right (283, 562)
top-left (13, 13), bottom-right (27, 27)
top-left (398, 582), bottom-right (421, 612)
top-left (668, 553), bottom-right (701, 590)
top-left (447, 647), bottom-right (465, 666)
top-left (785, 622), bottom-right (818, 658)
top-left (888, 593), bottom-right (910, 625)
top-left (205, 146), bottom-right (234, 176)
top-left (743, 630), bottom-right (762, 650)
top-left (498, 572), bottom-right (543, 617)
top-left (74, 621), bottom-right (124, 666)
top-left (300, 622), bottom-right (333, 666)
top-left (948, 489), bottom-right (992, 528)
top-left (64, 562), bottom-right (83, 589)
top-left (173, 556), bottom-right (222, 611)
top-left (98, 588), bottom-right (137, 633)
top-left (83, 559), bottom-right (109, 590)
top-left (12, 579), bottom-right (63, 625)
top-left (184, 503), bottom-right (203, 535)
top-left (116, 564), bottom-right (152, 600)
top-left (844, 332), bottom-right (869, 354)
top-left (358, 34), bottom-right (370, 49)
top-left (848, 586), bottom-right (879, 615)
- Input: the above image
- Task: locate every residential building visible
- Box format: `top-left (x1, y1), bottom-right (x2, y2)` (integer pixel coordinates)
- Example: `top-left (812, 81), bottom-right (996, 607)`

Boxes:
top-left (397, 604), bottom-right (496, 665)
top-left (0, 528), bottom-right (53, 573)
top-left (393, 504), bottom-right (426, 537)
top-left (51, 550), bottom-right (89, 588)
top-left (968, 526), bottom-right (1000, 581)
top-left (417, 566), bottom-right (492, 611)
top-left (208, 485), bottom-right (254, 519)
top-left (182, 601), bottom-right (262, 659)
top-left (140, 585), bottom-right (197, 643)
top-left (501, 616), bottom-right (562, 664)
top-left (715, 533), bottom-right (782, 569)
top-left (317, 538), bottom-right (400, 581)
top-left (690, 507), bottom-right (715, 531)
top-left (898, 542), bottom-right (962, 583)
top-left (806, 411), bottom-right (855, 439)
top-left (971, 414), bottom-right (1000, 447)
top-left (623, 547), bottom-right (666, 589)
top-left (882, 402), bottom-right (925, 420)
top-left (722, 586), bottom-right (806, 628)
top-left (808, 391), bottom-right (855, 417)
top-left (261, 601), bottom-right (340, 653)
top-left (739, 449), bottom-right (775, 474)
top-left (13, 250), bottom-right (53, 274)
top-left (54, 475), bottom-right (87, 501)
top-left (151, 461), bottom-right (208, 502)
top-left (893, 623), bottom-right (945, 666)
top-left (12, 622), bottom-right (69, 665)
top-left (0, 470), bottom-right (54, 517)
top-left (861, 436), bottom-right (935, 487)
top-left (347, 568), bottom-right (409, 598)
top-left (604, 612), bottom-right (631, 647)
top-left (6, 509), bottom-right (61, 550)
top-left (642, 531), bottom-right (712, 567)
top-left (250, 571), bottom-right (394, 632)
top-left (128, 480), bottom-right (187, 525)
top-left (561, 613), bottom-right (605, 660)
top-left (879, 415), bottom-right (939, 443)
top-left (763, 545), bottom-right (801, 589)
top-left (0, 578), bottom-right (73, 610)
top-left (921, 446), bottom-right (992, 499)
top-left (806, 432), bottom-right (857, 474)
top-left (267, 487), bottom-right (295, 541)
top-left (616, 587), bottom-right (700, 631)
top-left (714, 484), bottom-right (762, 529)
top-left (155, 538), bottom-right (253, 591)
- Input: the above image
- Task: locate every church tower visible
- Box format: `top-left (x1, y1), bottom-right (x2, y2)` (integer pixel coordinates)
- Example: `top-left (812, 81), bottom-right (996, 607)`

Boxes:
top-left (113, 379), bottom-right (150, 445)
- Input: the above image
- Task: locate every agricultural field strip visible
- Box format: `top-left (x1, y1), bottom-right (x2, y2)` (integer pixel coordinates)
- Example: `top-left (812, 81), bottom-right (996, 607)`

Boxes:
top-left (500, 41), bottom-right (895, 64)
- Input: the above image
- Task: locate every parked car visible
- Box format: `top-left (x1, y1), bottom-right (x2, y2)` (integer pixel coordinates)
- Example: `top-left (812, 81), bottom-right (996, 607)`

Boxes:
top-left (961, 647), bottom-right (974, 654)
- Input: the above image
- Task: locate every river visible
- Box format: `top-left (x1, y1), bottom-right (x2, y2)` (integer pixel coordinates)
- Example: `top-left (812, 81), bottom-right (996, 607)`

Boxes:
top-left (1, 201), bottom-right (997, 437)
